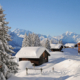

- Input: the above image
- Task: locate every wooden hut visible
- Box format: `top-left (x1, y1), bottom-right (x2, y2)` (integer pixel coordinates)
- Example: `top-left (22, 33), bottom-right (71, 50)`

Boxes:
top-left (64, 43), bottom-right (77, 48)
top-left (15, 47), bottom-right (50, 66)
top-left (50, 44), bottom-right (63, 51)
top-left (78, 42), bottom-right (80, 53)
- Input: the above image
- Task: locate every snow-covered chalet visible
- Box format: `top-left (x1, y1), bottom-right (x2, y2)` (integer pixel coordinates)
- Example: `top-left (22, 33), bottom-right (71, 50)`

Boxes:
top-left (15, 47), bottom-right (50, 66)
top-left (77, 41), bottom-right (80, 53)
top-left (50, 44), bottom-right (63, 51)
top-left (64, 43), bottom-right (77, 48)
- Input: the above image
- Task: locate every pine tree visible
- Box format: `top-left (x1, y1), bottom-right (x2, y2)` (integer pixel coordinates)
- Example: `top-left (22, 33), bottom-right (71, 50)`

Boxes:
top-left (45, 39), bottom-right (50, 50)
top-left (58, 40), bottom-right (63, 44)
top-left (58, 40), bottom-right (60, 44)
top-left (22, 33), bottom-right (31, 47)
top-left (22, 33), bottom-right (27, 47)
top-left (31, 33), bottom-right (35, 46)
top-left (28, 33), bottom-right (31, 46)
top-left (22, 33), bottom-right (41, 47)
top-left (35, 35), bottom-right (41, 46)
top-left (60, 40), bottom-right (63, 44)
top-left (30, 33), bottom-right (41, 47)
top-left (50, 39), bottom-right (53, 44)
top-left (26, 35), bottom-right (30, 46)
top-left (0, 5), bottom-right (18, 80)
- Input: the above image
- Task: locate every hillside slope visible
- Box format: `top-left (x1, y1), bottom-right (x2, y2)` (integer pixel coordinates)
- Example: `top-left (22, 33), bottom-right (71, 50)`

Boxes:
top-left (8, 48), bottom-right (80, 80)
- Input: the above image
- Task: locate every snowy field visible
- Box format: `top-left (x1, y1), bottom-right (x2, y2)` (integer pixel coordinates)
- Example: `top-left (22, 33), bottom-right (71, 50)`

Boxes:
top-left (8, 47), bottom-right (80, 80)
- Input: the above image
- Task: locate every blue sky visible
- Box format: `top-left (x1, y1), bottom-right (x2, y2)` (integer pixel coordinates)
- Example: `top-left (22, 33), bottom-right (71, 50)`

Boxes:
top-left (0, 0), bottom-right (80, 36)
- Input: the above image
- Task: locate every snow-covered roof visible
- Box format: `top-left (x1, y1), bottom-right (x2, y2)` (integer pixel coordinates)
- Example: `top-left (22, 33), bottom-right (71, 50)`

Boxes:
top-left (50, 44), bottom-right (63, 49)
top-left (64, 43), bottom-right (76, 47)
top-left (15, 47), bottom-right (50, 58)
top-left (77, 41), bottom-right (80, 43)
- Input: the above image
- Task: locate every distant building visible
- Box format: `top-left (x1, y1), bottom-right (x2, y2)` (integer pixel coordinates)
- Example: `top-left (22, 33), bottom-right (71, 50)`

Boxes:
top-left (64, 43), bottom-right (77, 48)
top-left (15, 47), bottom-right (50, 66)
top-left (77, 41), bottom-right (80, 53)
top-left (50, 44), bottom-right (63, 51)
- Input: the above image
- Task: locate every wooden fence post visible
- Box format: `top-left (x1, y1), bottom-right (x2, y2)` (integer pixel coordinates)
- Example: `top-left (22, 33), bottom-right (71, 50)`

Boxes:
top-left (26, 68), bottom-right (28, 75)
top-left (52, 67), bottom-right (54, 71)
top-left (41, 68), bottom-right (43, 74)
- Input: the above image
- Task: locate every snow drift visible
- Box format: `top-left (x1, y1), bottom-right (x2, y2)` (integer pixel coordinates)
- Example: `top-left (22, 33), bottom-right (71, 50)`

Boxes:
top-left (18, 61), bottom-right (33, 70)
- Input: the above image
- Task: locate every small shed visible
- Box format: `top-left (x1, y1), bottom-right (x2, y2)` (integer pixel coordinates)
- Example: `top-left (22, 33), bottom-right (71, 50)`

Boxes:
top-left (50, 44), bottom-right (63, 51)
top-left (64, 43), bottom-right (77, 48)
top-left (15, 47), bottom-right (50, 66)
top-left (77, 41), bottom-right (80, 53)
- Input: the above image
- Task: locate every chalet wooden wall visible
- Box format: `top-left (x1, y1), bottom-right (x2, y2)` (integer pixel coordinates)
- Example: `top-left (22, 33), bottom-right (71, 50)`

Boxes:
top-left (78, 43), bottom-right (80, 53)
top-left (19, 58), bottom-right (39, 65)
top-left (39, 50), bottom-right (48, 65)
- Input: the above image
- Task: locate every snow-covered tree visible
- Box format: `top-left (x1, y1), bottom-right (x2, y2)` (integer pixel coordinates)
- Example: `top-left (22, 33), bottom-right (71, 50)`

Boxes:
top-left (30, 33), bottom-right (41, 46)
top-left (35, 35), bottom-right (41, 46)
top-left (45, 39), bottom-right (50, 50)
top-left (22, 33), bottom-right (29, 47)
top-left (50, 39), bottom-right (58, 44)
top-left (60, 40), bottom-right (63, 44)
top-left (50, 39), bottom-right (53, 44)
top-left (28, 33), bottom-right (32, 46)
top-left (0, 5), bottom-right (18, 80)
top-left (30, 33), bottom-right (35, 46)
top-left (58, 40), bottom-right (63, 44)
top-left (22, 33), bottom-right (41, 47)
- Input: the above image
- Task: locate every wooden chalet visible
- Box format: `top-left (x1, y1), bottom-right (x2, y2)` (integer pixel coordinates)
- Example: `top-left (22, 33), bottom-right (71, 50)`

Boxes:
top-left (15, 47), bottom-right (50, 66)
top-left (64, 43), bottom-right (77, 48)
top-left (50, 44), bottom-right (63, 51)
top-left (78, 41), bottom-right (80, 53)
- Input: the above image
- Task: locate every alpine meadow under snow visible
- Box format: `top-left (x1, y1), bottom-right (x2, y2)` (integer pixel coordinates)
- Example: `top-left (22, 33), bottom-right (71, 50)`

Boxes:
top-left (8, 48), bottom-right (80, 80)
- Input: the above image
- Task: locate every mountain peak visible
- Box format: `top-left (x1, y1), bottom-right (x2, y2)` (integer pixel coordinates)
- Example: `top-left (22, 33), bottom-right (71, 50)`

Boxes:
top-left (12, 28), bottom-right (33, 37)
top-left (65, 31), bottom-right (73, 35)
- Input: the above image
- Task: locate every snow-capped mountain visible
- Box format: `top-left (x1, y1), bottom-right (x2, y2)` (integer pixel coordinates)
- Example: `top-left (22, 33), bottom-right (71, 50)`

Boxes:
top-left (9, 28), bottom-right (58, 47)
top-left (9, 28), bottom-right (80, 48)
top-left (8, 30), bottom-right (23, 47)
top-left (12, 28), bottom-right (33, 38)
top-left (12, 28), bottom-right (49, 39)
top-left (53, 31), bottom-right (80, 44)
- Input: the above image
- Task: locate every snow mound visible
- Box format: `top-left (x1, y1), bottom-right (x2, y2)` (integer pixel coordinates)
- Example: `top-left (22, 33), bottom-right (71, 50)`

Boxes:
top-left (62, 48), bottom-right (78, 55)
top-left (66, 76), bottom-right (80, 80)
top-left (54, 59), bottom-right (80, 76)
top-left (8, 76), bottom-right (26, 80)
top-left (18, 61), bottom-right (33, 70)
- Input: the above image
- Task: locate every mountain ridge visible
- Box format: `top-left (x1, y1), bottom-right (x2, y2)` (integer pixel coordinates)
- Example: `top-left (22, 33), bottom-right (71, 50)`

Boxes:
top-left (9, 28), bottom-right (80, 47)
